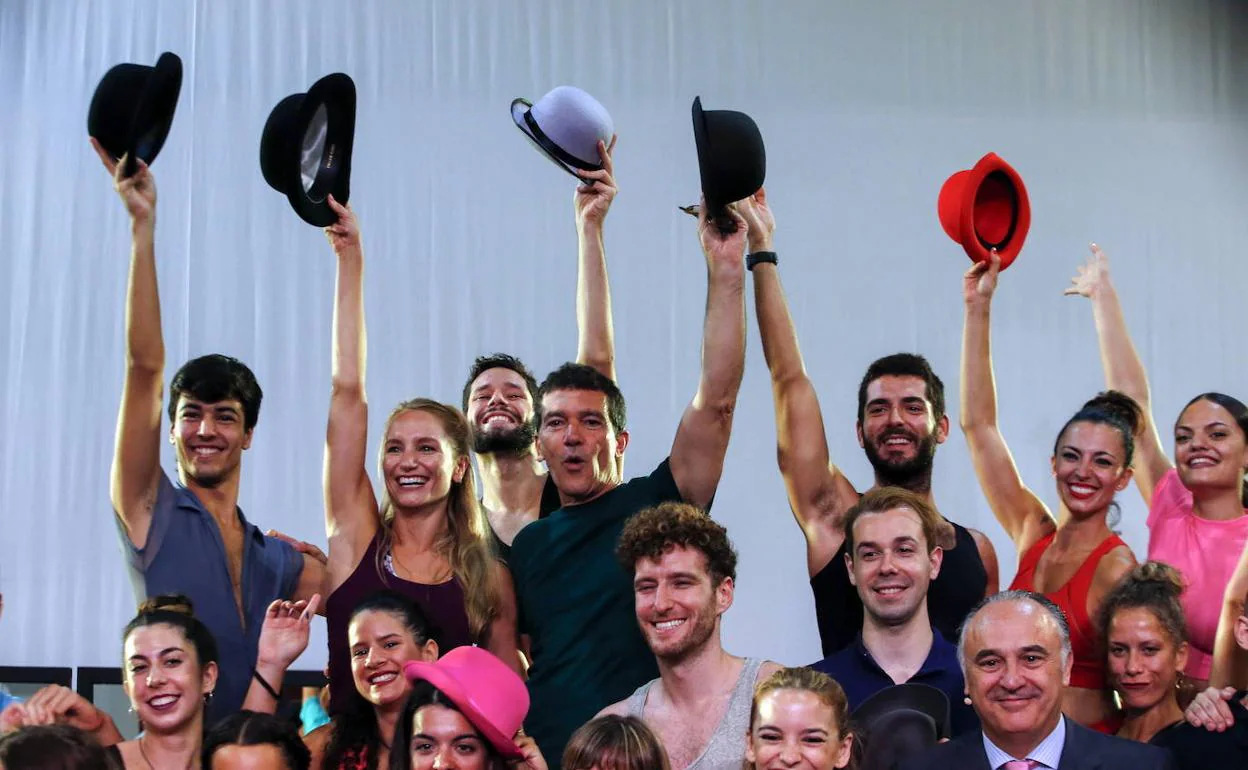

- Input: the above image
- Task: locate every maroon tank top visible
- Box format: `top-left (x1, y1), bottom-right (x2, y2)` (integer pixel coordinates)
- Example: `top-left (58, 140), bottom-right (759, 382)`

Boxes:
top-left (326, 533), bottom-right (476, 714)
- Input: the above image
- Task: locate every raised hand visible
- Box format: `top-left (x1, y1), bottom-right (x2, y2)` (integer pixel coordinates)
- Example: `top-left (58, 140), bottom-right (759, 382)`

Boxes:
top-left (697, 197), bottom-right (748, 269)
top-left (24, 685), bottom-right (106, 734)
top-left (1064, 243), bottom-right (1111, 299)
top-left (510, 734), bottom-right (549, 770)
top-left (963, 251), bottom-right (1001, 307)
top-left (324, 195), bottom-right (362, 257)
top-left (736, 188), bottom-right (775, 253)
top-left (574, 136), bottom-right (618, 230)
top-left (256, 594), bottom-right (321, 669)
top-left (90, 137), bottom-right (156, 225)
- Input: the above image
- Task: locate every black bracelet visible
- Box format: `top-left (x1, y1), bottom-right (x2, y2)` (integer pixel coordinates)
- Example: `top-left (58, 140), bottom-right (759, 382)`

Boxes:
top-left (746, 250), bottom-right (778, 270)
top-left (253, 669), bottom-right (281, 700)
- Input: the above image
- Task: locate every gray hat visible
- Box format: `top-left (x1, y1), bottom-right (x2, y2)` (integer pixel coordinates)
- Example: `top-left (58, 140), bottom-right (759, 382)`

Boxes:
top-left (511, 86), bottom-right (613, 179)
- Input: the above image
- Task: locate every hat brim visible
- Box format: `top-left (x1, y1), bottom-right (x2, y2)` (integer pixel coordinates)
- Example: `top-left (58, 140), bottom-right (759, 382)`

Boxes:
top-left (691, 96), bottom-right (721, 212)
top-left (403, 660), bottom-right (524, 760)
top-left (851, 683), bottom-right (951, 740)
top-left (283, 73), bottom-right (356, 227)
top-left (954, 153), bottom-right (1030, 270)
top-left (510, 98), bottom-right (601, 181)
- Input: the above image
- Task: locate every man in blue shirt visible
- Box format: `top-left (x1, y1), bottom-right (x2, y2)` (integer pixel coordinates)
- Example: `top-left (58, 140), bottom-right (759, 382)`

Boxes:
top-left (810, 487), bottom-right (978, 736)
top-left (91, 141), bottom-right (325, 724)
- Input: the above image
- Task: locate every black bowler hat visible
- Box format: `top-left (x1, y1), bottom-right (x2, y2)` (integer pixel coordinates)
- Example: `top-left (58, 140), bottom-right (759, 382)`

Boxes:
top-left (87, 52), bottom-right (183, 177)
top-left (260, 73), bottom-right (356, 227)
top-left (853, 684), bottom-right (951, 770)
top-left (692, 96), bottom-right (766, 220)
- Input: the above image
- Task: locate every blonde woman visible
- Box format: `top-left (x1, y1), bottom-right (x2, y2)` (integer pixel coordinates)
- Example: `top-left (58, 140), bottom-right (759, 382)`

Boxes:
top-left (746, 668), bottom-right (853, 770)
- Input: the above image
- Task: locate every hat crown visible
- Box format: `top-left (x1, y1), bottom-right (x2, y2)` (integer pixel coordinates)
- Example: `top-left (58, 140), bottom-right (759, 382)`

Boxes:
top-left (529, 86), bottom-right (614, 166)
top-left (404, 647), bottom-right (528, 752)
top-left (693, 97), bottom-right (766, 211)
top-left (87, 53), bottom-right (182, 166)
top-left (936, 152), bottom-right (1030, 270)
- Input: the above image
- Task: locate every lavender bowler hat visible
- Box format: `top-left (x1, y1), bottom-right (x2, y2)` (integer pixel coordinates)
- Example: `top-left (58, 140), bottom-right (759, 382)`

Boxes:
top-left (511, 86), bottom-right (613, 179)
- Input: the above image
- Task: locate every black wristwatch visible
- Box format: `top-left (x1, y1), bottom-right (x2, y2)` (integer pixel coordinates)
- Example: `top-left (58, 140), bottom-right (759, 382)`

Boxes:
top-left (746, 250), bottom-right (778, 270)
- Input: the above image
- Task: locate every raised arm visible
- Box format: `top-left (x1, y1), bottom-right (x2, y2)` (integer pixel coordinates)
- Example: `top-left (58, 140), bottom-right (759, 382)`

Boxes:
top-left (1065, 244), bottom-right (1171, 503)
top-left (322, 197), bottom-right (379, 589)
top-left (1210, 534), bottom-right (1248, 689)
top-left (94, 139), bottom-right (165, 549)
top-left (573, 137), bottom-right (618, 381)
top-left (668, 201), bottom-right (748, 509)
top-left (242, 595), bottom-right (320, 713)
top-left (744, 189), bottom-right (858, 575)
top-left (960, 255), bottom-right (1053, 553)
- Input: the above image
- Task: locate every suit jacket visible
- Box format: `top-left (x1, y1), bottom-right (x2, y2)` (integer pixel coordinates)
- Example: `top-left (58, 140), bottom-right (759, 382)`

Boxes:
top-left (896, 717), bottom-right (1176, 770)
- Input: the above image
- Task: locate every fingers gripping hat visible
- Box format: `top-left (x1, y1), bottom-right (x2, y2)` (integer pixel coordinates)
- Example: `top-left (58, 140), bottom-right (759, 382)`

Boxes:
top-left (937, 152), bottom-right (1030, 270)
top-left (260, 73), bottom-right (356, 227)
top-left (87, 52), bottom-right (183, 177)
top-left (511, 86), bottom-right (614, 179)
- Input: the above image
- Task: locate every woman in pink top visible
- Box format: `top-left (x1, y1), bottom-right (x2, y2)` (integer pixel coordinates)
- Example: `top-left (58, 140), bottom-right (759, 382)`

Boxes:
top-left (1068, 244), bottom-right (1248, 689)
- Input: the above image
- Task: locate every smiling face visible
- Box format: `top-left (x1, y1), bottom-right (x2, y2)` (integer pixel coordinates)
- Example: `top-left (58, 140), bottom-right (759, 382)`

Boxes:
top-left (123, 623), bottom-right (217, 735)
top-left (1050, 421), bottom-right (1132, 519)
top-left (536, 388), bottom-right (627, 505)
top-left (349, 609), bottom-right (439, 707)
top-left (408, 704), bottom-right (491, 770)
top-left (169, 395), bottom-right (252, 488)
top-left (846, 507), bottom-right (942, 628)
top-left (962, 599), bottom-right (1069, 750)
top-left (380, 409), bottom-right (469, 512)
top-left (1174, 399), bottom-right (1248, 496)
top-left (465, 366), bottom-right (537, 454)
top-left (1107, 607), bottom-right (1187, 712)
top-left (633, 545), bottom-right (731, 663)
top-left (857, 376), bottom-right (947, 485)
top-left (746, 689), bottom-right (853, 770)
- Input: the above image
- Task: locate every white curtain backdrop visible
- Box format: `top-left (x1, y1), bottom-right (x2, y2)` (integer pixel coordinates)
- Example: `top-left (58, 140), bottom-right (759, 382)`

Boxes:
top-left (2, 0), bottom-right (1246, 675)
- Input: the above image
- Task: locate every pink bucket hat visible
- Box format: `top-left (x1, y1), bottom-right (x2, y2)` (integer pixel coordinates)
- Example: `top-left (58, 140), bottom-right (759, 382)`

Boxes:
top-left (403, 647), bottom-right (529, 759)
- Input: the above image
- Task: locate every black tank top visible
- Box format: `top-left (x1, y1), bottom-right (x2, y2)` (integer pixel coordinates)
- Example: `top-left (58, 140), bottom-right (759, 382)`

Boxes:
top-left (810, 519), bottom-right (987, 657)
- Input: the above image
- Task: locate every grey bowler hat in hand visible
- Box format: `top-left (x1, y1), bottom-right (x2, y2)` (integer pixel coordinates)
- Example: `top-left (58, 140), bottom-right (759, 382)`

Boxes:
top-left (511, 86), bottom-right (614, 179)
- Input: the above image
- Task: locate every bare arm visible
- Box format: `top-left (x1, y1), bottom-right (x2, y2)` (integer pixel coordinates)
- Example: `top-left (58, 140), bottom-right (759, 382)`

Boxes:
top-left (485, 562), bottom-right (523, 675)
top-left (743, 190), bottom-right (858, 575)
top-left (93, 140), bottom-right (165, 549)
top-left (668, 202), bottom-right (747, 510)
top-left (574, 137), bottom-right (617, 381)
top-left (1210, 534), bottom-right (1248, 689)
top-left (969, 528), bottom-right (1001, 596)
top-left (322, 197), bottom-right (379, 590)
top-left (1066, 244), bottom-right (1172, 504)
top-left (242, 596), bottom-right (320, 713)
top-left (960, 256), bottom-right (1053, 553)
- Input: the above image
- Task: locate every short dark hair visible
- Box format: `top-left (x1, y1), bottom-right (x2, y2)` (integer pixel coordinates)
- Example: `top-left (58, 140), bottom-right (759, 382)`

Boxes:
top-left (535, 363), bottom-right (627, 434)
top-left (168, 354), bottom-right (263, 432)
top-left (0, 725), bottom-right (115, 770)
top-left (461, 353), bottom-right (539, 412)
top-left (844, 487), bottom-right (944, 556)
top-left (122, 594), bottom-right (219, 668)
top-left (203, 710), bottom-right (311, 770)
top-left (857, 353), bottom-right (945, 423)
top-left (617, 502), bottom-right (737, 583)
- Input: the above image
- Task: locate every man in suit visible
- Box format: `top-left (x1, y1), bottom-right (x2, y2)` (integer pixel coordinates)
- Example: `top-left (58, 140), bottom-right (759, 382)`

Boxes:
top-left (900, 590), bottom-right (1174, 770)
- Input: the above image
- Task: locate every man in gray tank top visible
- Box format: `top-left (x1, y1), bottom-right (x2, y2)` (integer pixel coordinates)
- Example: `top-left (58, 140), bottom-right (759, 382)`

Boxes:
top-left (598, 503), bottom-right (781, 770)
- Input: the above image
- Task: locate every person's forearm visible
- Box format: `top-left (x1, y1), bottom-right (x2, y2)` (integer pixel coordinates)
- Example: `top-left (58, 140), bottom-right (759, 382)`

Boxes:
top-left (575, 221), bottom-right (615, 379)
top-left (331, 247), bottom-right (366, 395)
top-left (696, 262), bottom-right (746, 408)
top-left (125, 220), bottom-right (163, 373)
top-left (751, 264), bottom-right (805, 385)
top-left (1090, 282), bottom-right (1150, 406)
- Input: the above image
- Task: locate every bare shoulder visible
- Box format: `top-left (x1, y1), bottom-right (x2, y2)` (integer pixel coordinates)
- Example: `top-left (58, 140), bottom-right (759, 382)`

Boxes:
top-left (1097, 543), bottom-right (1139, 586)
top-left (756, 660), bottom-right (784, 683)
top-left (304, 723), bottom-right (333, 756)
top-left (595, 698), bottom-right (630, 719)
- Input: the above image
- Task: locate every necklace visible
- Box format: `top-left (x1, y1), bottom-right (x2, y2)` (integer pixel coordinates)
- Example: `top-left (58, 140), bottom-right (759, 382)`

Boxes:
top-left (138, 735), bottom-right (194, 770)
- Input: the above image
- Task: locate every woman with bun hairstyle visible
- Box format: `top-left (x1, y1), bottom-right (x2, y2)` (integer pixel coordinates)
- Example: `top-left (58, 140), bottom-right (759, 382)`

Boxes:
top-left (961, 254), bottom-right (1137, 730)
top-left (1067, 244), bottom-right (1248, 689)
top-left (562, 715), bottom-right (670, 770)
top-left (108, 595), bottom-right (220, 769)
top-left (1099, 561), bottom-right (1190, 743)
top-left (391, 646), bottom-right (545, 770)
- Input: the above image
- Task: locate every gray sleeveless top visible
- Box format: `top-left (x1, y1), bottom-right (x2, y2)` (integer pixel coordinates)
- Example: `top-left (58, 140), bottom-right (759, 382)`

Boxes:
top-left (625, 658), bottom-right (765, 770)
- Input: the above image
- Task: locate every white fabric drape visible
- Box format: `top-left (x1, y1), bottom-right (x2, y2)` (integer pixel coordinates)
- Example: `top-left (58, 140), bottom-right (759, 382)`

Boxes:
top-left (1, 0), bottom-right (1246, 673)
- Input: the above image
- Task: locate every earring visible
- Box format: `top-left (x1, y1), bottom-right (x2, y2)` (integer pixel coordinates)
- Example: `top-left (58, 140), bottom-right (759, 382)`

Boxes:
top-left (204, 690), bottom-right (214, 704)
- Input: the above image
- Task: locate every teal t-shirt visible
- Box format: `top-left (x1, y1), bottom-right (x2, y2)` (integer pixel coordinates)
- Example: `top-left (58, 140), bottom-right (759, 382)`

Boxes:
top-left (510, 459), bottom-right (679, 769)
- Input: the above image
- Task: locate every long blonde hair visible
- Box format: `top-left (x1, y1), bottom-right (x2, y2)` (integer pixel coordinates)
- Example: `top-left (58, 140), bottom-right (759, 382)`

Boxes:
top-left (375, 398), bottom-right (499, 641)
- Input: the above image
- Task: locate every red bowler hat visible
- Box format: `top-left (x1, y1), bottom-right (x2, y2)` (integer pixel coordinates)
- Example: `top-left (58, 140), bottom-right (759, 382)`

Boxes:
top-left (937, 153), bottom-right (1030, 270)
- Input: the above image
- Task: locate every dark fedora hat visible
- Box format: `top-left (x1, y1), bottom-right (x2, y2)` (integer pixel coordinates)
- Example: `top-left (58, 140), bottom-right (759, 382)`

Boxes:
top-left (511, 86), bottom-right (614, 180)
top-left (692, 96), bottom-right (765, 220)
top-left (260, 73), bottom-right (356, 227)
top-left (853, 684), bottom-right (951, 770)
top-left (87, 52), bottom-right (183, 177)
top-left (938, 152), bottom-right (1031, 270)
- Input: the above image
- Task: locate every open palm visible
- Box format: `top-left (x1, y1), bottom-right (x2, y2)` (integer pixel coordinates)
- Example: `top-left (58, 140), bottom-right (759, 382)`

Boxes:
top-left (1064, 243), bottom-right (1110, 299)
top-left (256, 595), bottom-right (320, 668)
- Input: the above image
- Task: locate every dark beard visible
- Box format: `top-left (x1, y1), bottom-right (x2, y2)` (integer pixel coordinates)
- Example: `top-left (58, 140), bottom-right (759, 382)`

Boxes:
top-left (471, 422), bottom-right (537, 455)
top-left (863, 430), bottom-right (937, 493)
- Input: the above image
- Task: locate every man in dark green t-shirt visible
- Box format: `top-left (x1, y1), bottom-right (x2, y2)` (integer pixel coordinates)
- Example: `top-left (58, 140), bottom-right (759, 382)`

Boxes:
top-left (509, 205), bottom-right (750, 768)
